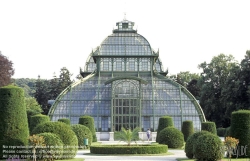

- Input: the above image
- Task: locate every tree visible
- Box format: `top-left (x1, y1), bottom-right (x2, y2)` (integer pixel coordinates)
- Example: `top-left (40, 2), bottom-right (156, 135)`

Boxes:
top-left (186, 79), bottom-right (200, 99)
top-left (57, 67), bottom-right (73, 94)
top-left (198, 54), bottom-right (238, 127)
top-left (48, 72), bottom-right (59, 100)
top-left (34, 76), bottom-right (50, 114)
top-left (169, 72), bottom-right (200, 87)
top-left (0, 52), bottom-right (14, 87)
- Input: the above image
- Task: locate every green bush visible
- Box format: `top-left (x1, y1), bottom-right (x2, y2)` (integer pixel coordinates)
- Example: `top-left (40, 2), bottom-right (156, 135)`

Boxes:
top-left (156, 116), bottom-right (174, 142)
top-left (181, 120), bottom-right (194, 142)
top-left (29, 114), bottom-right (50, 132)
top-left (71, 124), bottom-right (92, 148)
top-left (90, 144), bottom-right (168, 154)
top-left (58, 118), bottom-right (71, 125)
top-left (79, 115), bottom-right (97, 142)
top-left (194, 133), bottom-right (223, 161)
top-left (31, 121), bottom-right (78, 159)
top-left (230, 110), bottom-right (250, 158)
top-left (27, 109), bottom-right (41, 130)
top-left (185, 130), bottom-right (211, 159)
top-left (36, 133), bottom-right (64, 160)
top-left (224, 126), bottom-right (231, 138)
top-left (158, 127), bottom-right (184, 148)
top-left (201, 121), bottom-right (217, 135)
top-left (217, 127), bottom-right (226, 137)
top-left (0, 86), bottom-right (29, 159)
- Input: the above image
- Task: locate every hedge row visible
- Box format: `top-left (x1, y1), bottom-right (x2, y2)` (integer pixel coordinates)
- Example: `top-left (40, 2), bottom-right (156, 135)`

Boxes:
top-left (90, 144), bottom-right (168, 154)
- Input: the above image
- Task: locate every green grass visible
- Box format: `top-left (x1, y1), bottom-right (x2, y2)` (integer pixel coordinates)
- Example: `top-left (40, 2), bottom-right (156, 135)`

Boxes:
top-left (56, 158), bottom-right (84, 161)
top-left (176, 158), bottom-right (250, 161)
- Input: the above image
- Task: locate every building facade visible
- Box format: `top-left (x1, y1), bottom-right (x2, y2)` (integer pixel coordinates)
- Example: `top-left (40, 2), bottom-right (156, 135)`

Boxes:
top-left (48, 19), bottom-right (206, 140)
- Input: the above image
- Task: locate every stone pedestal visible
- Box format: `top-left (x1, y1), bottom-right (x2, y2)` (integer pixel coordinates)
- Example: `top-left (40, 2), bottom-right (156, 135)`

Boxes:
top-left (109, 132), bottom-right (114, 141)
top-left (138, 132), bottom-right (145, 141)
top-left (96, 132), bottom-right (101, 141)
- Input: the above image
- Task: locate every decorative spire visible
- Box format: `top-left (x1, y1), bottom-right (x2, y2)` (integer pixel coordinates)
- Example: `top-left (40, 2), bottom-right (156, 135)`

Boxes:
top-left (123, 12), bottom-right (127, 21)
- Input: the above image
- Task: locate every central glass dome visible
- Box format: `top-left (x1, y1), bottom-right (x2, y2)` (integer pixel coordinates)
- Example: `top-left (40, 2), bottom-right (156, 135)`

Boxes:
top-left (48, 19), bottom-right (206, 136)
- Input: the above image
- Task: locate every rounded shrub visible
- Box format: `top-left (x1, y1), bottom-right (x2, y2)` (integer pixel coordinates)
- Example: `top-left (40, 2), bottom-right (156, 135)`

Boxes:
top-left (217, 127), bottom-right (226, 137)
top-left (156, 116), bottom-right (174, 142)
top-left (29, 114), bottom-right (50, 132)
top-left (71, 124), bottom-right (92, 148)
top-left (181, 120), bottom-right (194, 142)
top-left (31, 121), bottom-right (78, 159)
top-left (79, 115), bottom-right (97, 142)
top-left (201, 121), bottom-right (217, 135)
top-left (185, 130), bottom-right (211, 159)
top-left (58, 118), bottom-right (70, 125)
top-left (194, 133), bottom-right (223, 161)
top-left (36, 132), bottom-right (64, 160)
top-left (158, 127), bottom-right (184, 148)
top-left (0, 86), bottom-right (29, 159)
top-left (230, 110), bottom-right (250, 157)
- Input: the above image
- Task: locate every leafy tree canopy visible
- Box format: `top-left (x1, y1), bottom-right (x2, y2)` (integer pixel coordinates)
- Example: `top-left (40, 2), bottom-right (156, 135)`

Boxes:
top-left (0, 52), bottom-right (14, 87)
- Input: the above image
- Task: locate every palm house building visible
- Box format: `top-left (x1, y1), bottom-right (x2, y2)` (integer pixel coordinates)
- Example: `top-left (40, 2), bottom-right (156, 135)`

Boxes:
top-left (48, 19), bottom-right (206, 141)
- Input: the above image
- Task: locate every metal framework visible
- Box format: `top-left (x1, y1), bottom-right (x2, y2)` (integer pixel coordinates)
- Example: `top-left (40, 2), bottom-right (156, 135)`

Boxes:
top-left (48, 19), bottom-right (206, 132)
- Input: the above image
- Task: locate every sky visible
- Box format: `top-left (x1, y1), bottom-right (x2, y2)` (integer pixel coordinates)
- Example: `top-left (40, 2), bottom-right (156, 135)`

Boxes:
top-left (0, 0), bottom-right (250, 80)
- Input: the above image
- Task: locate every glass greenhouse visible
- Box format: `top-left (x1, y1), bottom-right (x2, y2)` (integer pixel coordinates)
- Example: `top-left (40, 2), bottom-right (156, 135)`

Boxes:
top-left (48, 19), bottom-right (206, 140)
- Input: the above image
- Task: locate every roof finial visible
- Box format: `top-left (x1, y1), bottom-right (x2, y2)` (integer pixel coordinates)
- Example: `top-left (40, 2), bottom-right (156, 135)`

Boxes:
top-left (123, 12), bottom-right (127, 20)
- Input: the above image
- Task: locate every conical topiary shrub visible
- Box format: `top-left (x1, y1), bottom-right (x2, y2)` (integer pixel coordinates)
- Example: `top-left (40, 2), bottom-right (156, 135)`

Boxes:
top-left (156, 116), bottom-right (174, 142)
top-left (201, 121), bottom-right (217, 135)
top-left (29, 114), bottom-right (50, 132)
top-left (181, 120), bottom-right (194, 141)
top-left (79, 115), bottom-right (97, 142)
top-left (58, 118), bottom-right (71, 125)
top-left (230, 110), bottom-right (250, 158)
top-left (0, 86), bottom-right (29, 159)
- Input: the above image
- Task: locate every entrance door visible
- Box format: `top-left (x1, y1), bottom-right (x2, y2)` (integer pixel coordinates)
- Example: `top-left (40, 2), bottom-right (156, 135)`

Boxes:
top-left (112, 80), bottom-right (140, 131)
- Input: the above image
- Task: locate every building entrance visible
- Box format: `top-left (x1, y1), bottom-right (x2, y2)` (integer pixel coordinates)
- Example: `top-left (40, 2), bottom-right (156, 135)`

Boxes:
top-left (112, 80), bottom-right (140, 131)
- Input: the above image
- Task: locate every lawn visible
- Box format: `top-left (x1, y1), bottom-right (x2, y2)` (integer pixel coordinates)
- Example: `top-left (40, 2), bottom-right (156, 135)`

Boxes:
top-left (176, 158), bottom-right (250, 161)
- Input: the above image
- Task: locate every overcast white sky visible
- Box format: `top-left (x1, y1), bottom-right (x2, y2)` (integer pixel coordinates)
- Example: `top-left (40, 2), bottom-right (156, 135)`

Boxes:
top-left (0, 0), bottom-right (250, 79)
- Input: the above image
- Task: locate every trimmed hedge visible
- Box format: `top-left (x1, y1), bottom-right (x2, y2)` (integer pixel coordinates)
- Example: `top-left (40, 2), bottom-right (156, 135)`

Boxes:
top-left (0, 86), bottom-right (29, 159)
top-left (71, 124), bottom-right (92, 147)
top-left (194, 133), bottom-right (223, 161)
top-left (29, 114), bottom-right (50, 132)
top-left (58, 118), bottom-right (71, 125)
top-left (224, 126), bottom-right (231, 138)
top-left (158, 127), bottom-right (184, 148)
top-left (217, 127), bottom-right (226, 137)
top-left (201, 121), bottom-right (217, 135)
top-left (36, 133), bottom-right (64, 160)
top-left (79, 115), bottom-right (97, 142)
top-left (185, 130), bottom-right (211, 159)
top-left (90, 144), bottom-right (168, 154)
top-left (156, 116), bottom-right (174, 142)
top-left (181, 120), bottom-right (194, 142)
top-left (31, 121), bottom-right (78, 159)
top-left (230, 110), bottom-right (250, 158)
